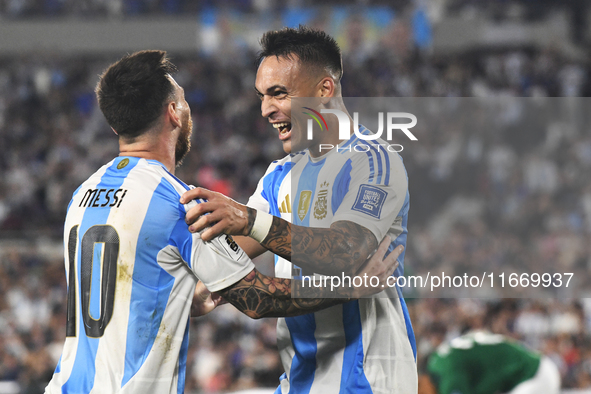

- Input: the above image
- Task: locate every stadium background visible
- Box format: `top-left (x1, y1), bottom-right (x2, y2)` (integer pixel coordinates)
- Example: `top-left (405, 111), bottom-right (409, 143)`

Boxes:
top-left (0, 0), bottom-right (591, 393)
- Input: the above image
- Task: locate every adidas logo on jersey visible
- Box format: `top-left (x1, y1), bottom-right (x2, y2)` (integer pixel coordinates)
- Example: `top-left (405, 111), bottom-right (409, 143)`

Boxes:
top-left (278, 194), bottom-right (291, 214)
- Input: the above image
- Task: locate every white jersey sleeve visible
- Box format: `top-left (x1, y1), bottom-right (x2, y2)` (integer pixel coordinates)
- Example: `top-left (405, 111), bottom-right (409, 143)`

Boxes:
top-left (164, 184), bottom-right (255, 292)
top-left (332, 150), bottom-right (408, 243)
top-left (178, 200), bottom-right (254, 292)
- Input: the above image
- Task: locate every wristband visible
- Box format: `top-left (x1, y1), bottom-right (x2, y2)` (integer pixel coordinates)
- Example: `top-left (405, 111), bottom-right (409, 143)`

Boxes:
top-left (249, 210), bottom-right (273, 243)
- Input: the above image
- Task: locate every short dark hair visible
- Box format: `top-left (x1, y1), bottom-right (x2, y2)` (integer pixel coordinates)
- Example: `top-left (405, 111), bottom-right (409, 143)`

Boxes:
top-left (257, 26), bottom-right (343, 81)
top-left (96, 50), bottom-right (177, 139)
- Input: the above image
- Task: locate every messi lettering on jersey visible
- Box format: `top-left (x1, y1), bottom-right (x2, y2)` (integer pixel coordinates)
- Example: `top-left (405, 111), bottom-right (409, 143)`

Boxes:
top-left (78, 188), bottom-right (128, 208)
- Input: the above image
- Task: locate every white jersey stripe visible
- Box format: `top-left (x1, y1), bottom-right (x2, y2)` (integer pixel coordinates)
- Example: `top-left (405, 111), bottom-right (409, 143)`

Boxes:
top-left (48, 164), bottom-right (109, 390)
top-left (91, 166), bottom-right (155, 392)
top-left (308, 305), bottom-right (346, 393)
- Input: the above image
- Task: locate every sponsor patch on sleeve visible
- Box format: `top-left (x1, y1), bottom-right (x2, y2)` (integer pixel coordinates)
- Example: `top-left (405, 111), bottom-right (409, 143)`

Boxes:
top-left (351, 185), bottom-right (387, 219)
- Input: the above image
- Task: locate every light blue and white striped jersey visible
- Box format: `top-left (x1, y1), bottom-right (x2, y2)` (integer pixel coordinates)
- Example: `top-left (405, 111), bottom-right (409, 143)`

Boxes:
top-left (46, 157), bottom-right (254, 394)
top-left (247, 128), bottom-right (417, 393)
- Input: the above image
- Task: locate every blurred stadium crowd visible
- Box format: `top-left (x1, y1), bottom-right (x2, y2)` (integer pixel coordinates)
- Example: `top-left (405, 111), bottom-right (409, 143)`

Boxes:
top-left (0, 0), bottom-right (410, 17)
top-left (0, 0), bottom-right (585, 23)
top-left (1, 2), bottom-right (591, 393)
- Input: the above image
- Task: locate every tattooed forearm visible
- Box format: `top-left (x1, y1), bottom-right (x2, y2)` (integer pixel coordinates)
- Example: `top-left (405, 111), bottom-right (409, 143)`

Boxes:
top-left (260, 218), bottom-right (378, 276)
top-left (261, 216), bottom-right (292, 258)
top-left (245, 206), bottom-right (257, 235)
top-left (218, 269), bottom-right (348, 319)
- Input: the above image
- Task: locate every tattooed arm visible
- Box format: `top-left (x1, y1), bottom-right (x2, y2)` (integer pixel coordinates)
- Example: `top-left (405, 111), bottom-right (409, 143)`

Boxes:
top-left (216, 237), bottom-right (401, 319)
top-left (181, 188), bottom-right (378, 276)
top-left (217, 269), bottom-right (345, 319)
top-left (189, 268), bottom-right (339, 319)
top-left (256, 212), bottom-right (377, 276)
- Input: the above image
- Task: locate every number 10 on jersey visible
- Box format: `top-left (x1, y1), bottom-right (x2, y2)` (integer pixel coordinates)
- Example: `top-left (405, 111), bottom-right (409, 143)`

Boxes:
top-left (66, 225), bottom-right (119, 338)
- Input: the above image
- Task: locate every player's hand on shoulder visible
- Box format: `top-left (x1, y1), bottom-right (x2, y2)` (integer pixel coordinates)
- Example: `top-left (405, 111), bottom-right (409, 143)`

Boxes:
top-left (351, 235), bottom-right (402, 298)
top-left (190, 280), bottom-right (227, 317)
top-left (180, 187), bottom-right (253, 242)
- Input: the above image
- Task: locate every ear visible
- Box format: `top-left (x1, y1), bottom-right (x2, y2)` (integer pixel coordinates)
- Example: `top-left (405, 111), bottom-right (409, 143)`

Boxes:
top-left (167, 101), bottom-right (182, 129)
top-left (319, 77), bottom-right (335, 97)
top-left (319, 77), bottom-right (336, 105)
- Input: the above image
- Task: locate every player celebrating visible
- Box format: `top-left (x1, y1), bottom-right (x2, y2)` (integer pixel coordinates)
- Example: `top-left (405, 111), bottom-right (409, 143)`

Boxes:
top-left (182, 27), bottom-right (417, 393)
top-left (45, 50), bottom-right (402, 393)
top-left (420, 330), bottom-right (561, 394)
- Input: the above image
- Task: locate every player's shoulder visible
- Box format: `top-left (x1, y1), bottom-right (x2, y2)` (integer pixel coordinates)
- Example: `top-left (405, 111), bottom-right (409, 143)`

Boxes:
top-left (145, 160), bottom-right (191, 195)
top-left (351, 139), bottom-right (407, 183)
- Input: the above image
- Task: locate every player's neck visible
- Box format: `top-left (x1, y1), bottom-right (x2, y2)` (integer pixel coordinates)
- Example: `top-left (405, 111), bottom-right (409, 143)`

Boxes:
top-left (308, 113), bottom-right (354, 159)
top-left (309, 133), bottom-right (339, 158)
top-left (119, 133), bottom-right (176, 174)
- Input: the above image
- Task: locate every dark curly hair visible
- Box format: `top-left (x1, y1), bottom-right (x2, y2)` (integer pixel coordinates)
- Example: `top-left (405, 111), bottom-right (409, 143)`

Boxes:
top-left (96, 50), bottom-right (177, 139)
top-left (257, 25), bottom-right (343, 82)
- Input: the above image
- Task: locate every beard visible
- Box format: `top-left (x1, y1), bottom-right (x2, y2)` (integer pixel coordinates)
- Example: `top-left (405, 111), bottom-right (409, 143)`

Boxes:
top-left (175, 112), bottom-right (193, 167)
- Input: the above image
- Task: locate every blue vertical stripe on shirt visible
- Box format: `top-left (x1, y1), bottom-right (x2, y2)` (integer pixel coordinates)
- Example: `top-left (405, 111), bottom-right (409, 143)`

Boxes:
top-left (285, 314), bottom-right (317, 394)
top-left (340, 301), bottom-right (372, 393)
top-left (121, 179), bottom-right (179, 387)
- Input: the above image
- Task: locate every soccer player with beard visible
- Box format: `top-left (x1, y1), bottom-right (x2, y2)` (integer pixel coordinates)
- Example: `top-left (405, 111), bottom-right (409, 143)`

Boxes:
top-left (182, 27), bottom-right (417, 393)
top-left (45, 50), bottom-right (401, 393)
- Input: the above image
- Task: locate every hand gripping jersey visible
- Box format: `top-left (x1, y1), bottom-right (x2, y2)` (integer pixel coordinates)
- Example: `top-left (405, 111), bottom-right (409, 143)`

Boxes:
top-left (427, 332), bottom-right (543, 394)
top-left (46, 157), bottom-right (254, 394)
top-left (247, 129), bottom-right (417, 394)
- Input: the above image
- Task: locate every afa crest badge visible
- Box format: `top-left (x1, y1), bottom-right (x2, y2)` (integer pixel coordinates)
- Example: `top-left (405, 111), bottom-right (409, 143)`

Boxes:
top-left (313, 181), bottom-right (329, 220)
top-left (117, 158), bottom-right (129, 169)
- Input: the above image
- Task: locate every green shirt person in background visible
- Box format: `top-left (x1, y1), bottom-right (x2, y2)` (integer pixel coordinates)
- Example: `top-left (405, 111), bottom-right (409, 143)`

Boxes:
top-left (420, 331), bottom-right (560, 394)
